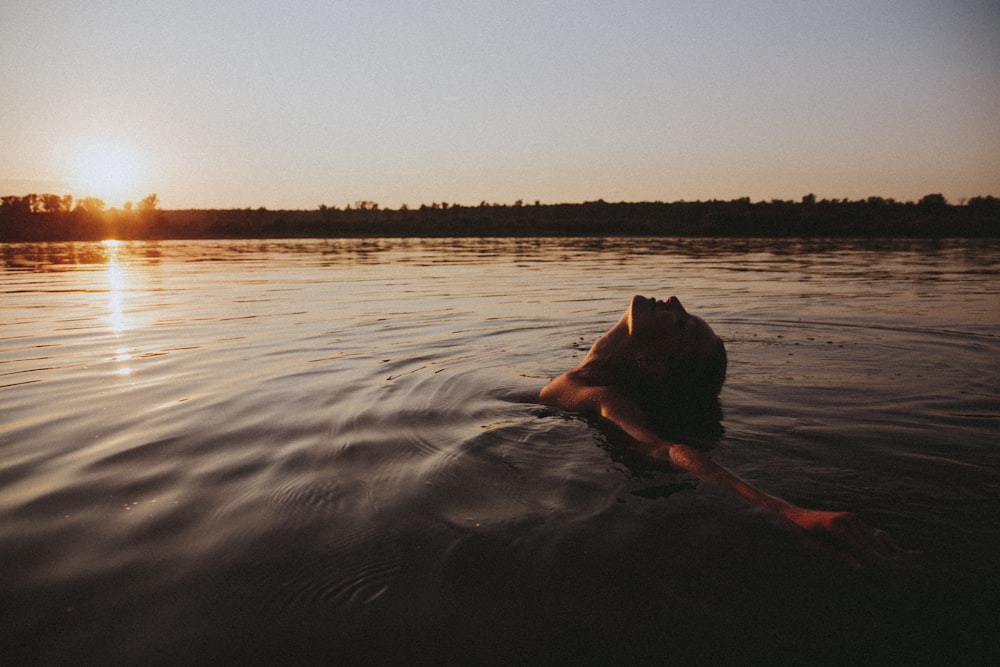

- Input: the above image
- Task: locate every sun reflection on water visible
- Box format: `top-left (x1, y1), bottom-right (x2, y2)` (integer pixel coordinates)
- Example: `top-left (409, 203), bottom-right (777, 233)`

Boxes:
top-left (101, 240), bottom-right (136, 377)
top-left (112, 347), bottom-right (133, 376)
top-left (103, 240), bottom-right (128, 333)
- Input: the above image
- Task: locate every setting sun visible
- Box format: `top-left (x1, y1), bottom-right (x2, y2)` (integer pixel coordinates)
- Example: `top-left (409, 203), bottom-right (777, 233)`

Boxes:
top-left (69, 138), bottom-right (148, 208)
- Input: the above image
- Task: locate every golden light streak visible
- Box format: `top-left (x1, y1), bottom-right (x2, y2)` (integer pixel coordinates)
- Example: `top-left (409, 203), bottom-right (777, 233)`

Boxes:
top-left (103, 240), bottom-right (128, 336)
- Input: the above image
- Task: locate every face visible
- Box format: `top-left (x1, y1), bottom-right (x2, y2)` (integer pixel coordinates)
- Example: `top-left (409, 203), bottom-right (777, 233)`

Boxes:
top-left (626, 294), bottom-right (719, 361)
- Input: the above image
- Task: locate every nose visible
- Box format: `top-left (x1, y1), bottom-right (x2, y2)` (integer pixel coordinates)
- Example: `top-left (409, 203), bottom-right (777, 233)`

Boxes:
top-left (664, 296), bottom-right (687, 314)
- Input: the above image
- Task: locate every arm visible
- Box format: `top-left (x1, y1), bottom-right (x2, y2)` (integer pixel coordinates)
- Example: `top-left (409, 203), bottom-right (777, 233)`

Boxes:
top-left (641, 436), bottom-right (882, 550)
top-left (539, 374), bottom-right (895, 555)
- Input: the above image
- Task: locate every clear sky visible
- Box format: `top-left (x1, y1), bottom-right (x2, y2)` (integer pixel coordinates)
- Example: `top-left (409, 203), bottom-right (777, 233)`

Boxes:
top-left (2, 1), bottom-right (998, 210)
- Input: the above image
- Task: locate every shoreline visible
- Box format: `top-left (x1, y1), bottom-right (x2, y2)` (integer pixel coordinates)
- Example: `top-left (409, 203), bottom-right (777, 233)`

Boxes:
top-left (2, 198), bottom-right (998, 242)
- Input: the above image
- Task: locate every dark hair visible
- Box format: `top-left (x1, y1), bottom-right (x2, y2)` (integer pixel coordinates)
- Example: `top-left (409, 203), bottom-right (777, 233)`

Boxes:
top-left (623, 336), bottom-right (727, 419)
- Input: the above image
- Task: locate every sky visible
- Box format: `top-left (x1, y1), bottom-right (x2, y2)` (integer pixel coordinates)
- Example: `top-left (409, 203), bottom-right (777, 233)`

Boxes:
top-left (2, 1), bottom-right (998, 210)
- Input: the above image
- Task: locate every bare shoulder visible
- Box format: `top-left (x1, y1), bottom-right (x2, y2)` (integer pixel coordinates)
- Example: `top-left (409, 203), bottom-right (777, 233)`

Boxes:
top-left (539, 371), bottom-right (613, 412)
top-left (539, 371), bottom-right (657, 442)
top-left (497, 370), bottom-right (606, 407)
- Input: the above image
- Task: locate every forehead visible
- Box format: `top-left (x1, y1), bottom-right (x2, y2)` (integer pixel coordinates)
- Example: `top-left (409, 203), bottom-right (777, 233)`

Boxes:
top-left (651, 312), bottom-right (718, 350)
top-left (689, 314), bottom-right (714, 335)
top-left (681, 313), bottom-right (715, 337)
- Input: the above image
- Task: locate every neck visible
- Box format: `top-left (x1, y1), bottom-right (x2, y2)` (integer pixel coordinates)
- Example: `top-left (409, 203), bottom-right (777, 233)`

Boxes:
top-left (572, 320), bottom-right (633, 384)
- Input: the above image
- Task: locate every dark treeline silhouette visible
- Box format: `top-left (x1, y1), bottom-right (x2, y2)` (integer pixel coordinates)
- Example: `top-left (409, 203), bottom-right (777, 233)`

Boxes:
top-left (1, 193), bottom-right (998, 242)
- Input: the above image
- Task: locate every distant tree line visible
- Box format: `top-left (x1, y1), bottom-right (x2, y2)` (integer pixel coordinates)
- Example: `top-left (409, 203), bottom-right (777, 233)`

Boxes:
top-left (1, 193), bottom-right (997, 242)
top-left (1, 193), bottom-right (159, 215)
top-left (0, 193), bottom-right (163, 241)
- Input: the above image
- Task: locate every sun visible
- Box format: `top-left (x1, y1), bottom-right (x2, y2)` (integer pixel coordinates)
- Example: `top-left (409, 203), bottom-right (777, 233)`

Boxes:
top-left (69, 138), bottom-right (149, 208)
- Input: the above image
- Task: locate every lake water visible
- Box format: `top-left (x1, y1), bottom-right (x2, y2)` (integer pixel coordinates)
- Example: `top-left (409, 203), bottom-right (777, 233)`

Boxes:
top-left (2, 237), bottom-right (998, 665)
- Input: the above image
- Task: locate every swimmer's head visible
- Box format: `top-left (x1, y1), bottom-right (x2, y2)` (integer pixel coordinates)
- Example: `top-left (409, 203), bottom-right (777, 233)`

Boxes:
top-left (610, 295), bottom-right (726, 404)
top-left (588, 296), bottom-right (727, 405)
top-left (622, 296), bottom-right (727, 436)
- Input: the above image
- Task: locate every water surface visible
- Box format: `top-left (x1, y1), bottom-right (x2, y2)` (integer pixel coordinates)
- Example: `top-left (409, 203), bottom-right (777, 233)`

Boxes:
top-left (2, 238), bottom-right (998, 664)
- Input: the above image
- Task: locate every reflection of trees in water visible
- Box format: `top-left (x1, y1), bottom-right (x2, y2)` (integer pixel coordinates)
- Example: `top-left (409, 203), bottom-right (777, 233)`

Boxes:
top-left (5, 237), bottom-right (997, 276)
top-left (0, 240), bottom-right (165, 271)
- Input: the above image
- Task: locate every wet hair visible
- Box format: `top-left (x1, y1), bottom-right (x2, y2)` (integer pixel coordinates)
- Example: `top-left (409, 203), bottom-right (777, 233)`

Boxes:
top-left (622, 336), bottom-right (728, 430)
top-left (679, 335), bottom-right (727, 401)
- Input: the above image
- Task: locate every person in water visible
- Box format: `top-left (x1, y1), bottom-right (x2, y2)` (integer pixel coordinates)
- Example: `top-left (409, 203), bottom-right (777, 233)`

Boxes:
top-left (531, 295), bottom-right (895, 559)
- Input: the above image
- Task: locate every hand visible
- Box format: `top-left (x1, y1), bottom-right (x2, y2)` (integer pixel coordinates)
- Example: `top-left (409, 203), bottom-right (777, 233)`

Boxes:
top-left (783, 507), bottom-right (899, 565)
